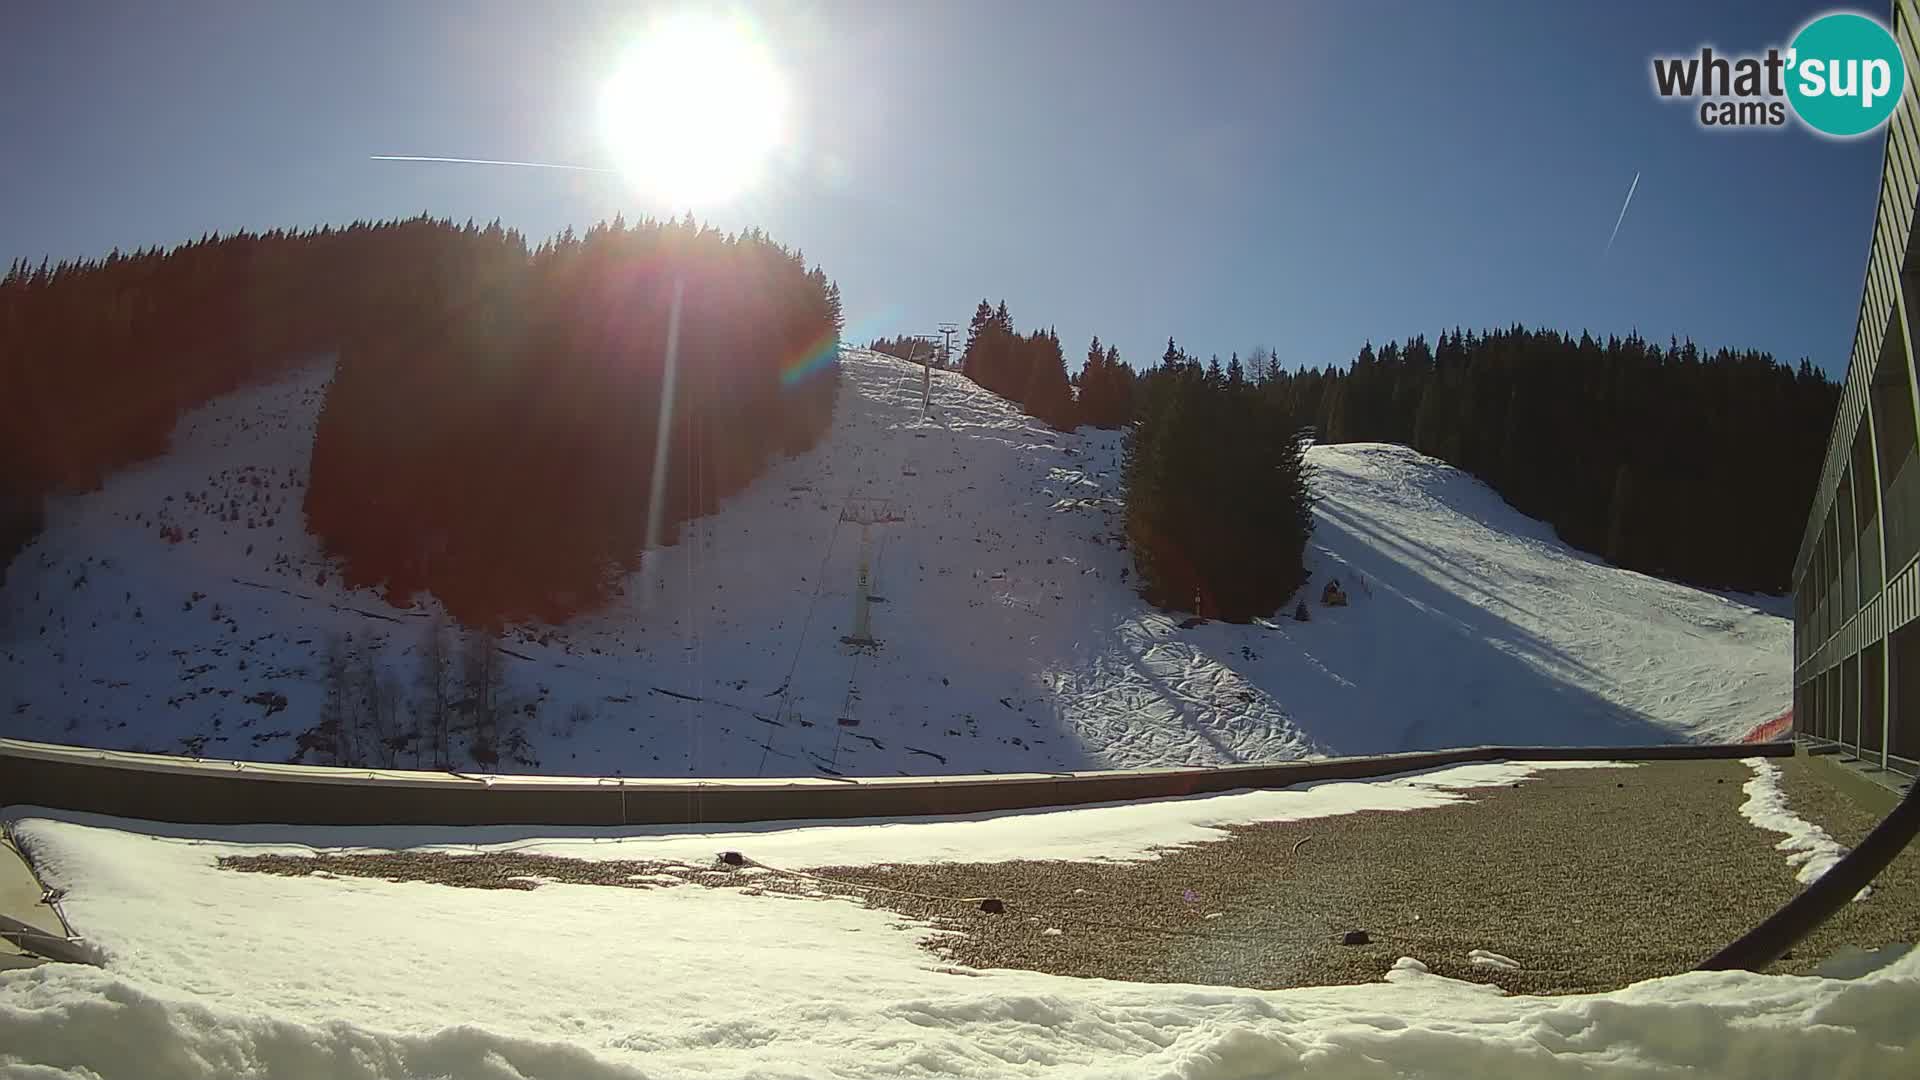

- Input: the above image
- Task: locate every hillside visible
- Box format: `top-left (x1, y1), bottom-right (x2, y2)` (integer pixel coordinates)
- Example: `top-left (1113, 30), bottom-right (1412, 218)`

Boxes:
top-left (0, 350), bottom-right (1789, 774)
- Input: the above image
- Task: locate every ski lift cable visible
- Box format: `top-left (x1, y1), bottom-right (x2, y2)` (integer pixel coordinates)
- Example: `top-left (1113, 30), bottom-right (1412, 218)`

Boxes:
top-left (827, 369), bottom-right (919, 770)
top-left (756, 512), bottom-right (846, 777)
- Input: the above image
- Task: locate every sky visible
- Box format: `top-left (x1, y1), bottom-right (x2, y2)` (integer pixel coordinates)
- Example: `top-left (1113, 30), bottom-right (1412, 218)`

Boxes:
top-left (0, 0), bottom-right (1889, 376)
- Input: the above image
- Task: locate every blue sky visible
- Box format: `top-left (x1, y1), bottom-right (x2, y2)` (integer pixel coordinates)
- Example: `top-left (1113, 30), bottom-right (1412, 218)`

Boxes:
top-left (1, 1), bottom-right (1886, 375)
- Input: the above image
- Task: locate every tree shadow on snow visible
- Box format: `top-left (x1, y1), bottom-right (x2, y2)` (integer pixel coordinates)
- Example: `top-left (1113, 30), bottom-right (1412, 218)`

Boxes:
top-left (1253, 508), bottom-right (1677, 754)
top-left (1314, 501), bottom-right (1618, 687)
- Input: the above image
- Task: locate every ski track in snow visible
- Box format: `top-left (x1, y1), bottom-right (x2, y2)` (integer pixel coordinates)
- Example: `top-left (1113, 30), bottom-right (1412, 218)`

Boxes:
top-left (0, 350), bottom-right (1790, 775)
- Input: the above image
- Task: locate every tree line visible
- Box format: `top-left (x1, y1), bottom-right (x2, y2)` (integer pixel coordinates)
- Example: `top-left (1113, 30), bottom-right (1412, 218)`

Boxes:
top-left (867, 334), bottom-right (951, 367)
top-left (951, 306), bottom-right (1310, 621)
top-left (305, 214), bottom-right (843, 622)
top-left (1, 218), bottom-right (495, 581)
top-left (1124, 341), bottom-right (1315, 620)
top-left (960, 300), bottom-right (1076, 430)
top-left (946, 303), bottom-right (1836, 598)
top-left (1255, 327), bottom-right (1837, 593)
top-left (2, 214), bottom-right (841, 620)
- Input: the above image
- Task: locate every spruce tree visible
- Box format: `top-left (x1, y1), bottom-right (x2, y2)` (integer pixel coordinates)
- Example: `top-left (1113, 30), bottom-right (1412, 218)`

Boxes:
top-left (1021, 327), bottom-right (1075, 430)
top-left (1607, 464), bottom-right (1635, 565)
top-left (1124, 360), bottom-right (1312, 621)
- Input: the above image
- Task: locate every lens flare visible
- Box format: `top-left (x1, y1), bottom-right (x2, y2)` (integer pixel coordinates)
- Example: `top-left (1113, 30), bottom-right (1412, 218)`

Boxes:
top-left (601, 12), bottom-right (790, 208)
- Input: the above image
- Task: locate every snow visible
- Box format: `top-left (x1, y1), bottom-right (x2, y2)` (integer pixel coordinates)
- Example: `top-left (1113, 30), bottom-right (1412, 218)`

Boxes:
top-left (1469, 949), bottom-right (1523, 971)
top-left (1293, 443), bottom-right (1788, 748)
top-left (1816, 943), bottom-right (1914, 979)
top-left (1738, 756), bottom-right (1870, 899)
top-left (0, 350), bottom-right (1790, 776)
top-left (5, 760), bottom-right (1625, 868)
top-left (4, 789), bottom-right (1917, 1080)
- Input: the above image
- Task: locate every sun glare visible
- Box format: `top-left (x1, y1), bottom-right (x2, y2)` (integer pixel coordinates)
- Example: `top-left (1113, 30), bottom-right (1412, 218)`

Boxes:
top-left (601, 13), bottom-right (790, 208)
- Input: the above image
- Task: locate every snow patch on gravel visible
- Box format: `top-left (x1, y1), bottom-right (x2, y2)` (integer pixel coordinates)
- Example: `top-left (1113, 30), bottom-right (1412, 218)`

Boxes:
top-left (6, 805), bottom-right (1919, 1079)
top-left (1470, 949), bottom-right (1523, 971)
top-left (1737, 756), bottom-right (1869, 900)
top-left (7, 760), bottom-right (1628, 871)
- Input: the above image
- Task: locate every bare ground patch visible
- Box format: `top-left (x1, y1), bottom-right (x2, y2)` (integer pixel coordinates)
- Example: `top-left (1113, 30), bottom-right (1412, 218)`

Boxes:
top-left (221, 759), bottom-right (1920, 995)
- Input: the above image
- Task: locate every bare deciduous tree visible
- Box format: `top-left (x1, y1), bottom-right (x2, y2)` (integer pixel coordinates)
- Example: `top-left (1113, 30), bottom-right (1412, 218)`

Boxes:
top-left (319, 632), bottom-right (353, 766)
top-left (461, 626), bottom-right (506, 768)
top-left (356, 636), bottom-right (399, 768)
top-left (414, 617), bottom-right (453, 769)
top-left (562, 701), bottom-right (592, 739)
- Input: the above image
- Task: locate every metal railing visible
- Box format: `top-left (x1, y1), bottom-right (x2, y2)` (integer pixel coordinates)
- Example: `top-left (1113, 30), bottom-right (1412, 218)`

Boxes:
top-left (0, 736), bottom-right (1791, 828)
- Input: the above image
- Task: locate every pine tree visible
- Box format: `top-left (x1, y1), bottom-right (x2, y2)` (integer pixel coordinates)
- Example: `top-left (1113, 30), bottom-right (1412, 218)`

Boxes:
top-left (963, 299), bottom-right (994, 379)
top-left (1078, 342), bottom-right (1133, 428)
top-left (1319, 379), bottom-right (1349, 443)
top-left (1080, 335), bottom-right (1109, 426)
top-left (1607, 464), bottom-right (1634, 565)
top-left (1124, 361), bottom-right (1313, 621)
top-left (1021, 327), bottom-right (1075, 429)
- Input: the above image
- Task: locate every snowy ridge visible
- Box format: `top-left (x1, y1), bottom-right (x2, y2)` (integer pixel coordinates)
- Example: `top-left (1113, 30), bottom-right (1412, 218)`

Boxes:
top-left (0, 350), bottom-right (1789, 775)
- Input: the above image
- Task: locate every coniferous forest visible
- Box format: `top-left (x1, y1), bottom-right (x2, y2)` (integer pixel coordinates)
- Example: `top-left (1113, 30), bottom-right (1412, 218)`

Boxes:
top-left (4, 222), bottom-right (1835, 631)
top-left (955, 306), bottom-right (1310, 622)
top-left (1123, 341), bottom-right (1315, 621)
top-left (1, 216), bottom-right (843, 619)
top-left (960, 300), bottom-right (1077, 431)
top-left (1, 220), bottom-right (464, 580)
top-left (1258, 329), bottom-right (1838, 594)
top-left (866, 334), bottom-right (947, 367)
top-left (308, 216), bottom-right (842, 622)
top-left (951, 309), bottom-right (1837, 611)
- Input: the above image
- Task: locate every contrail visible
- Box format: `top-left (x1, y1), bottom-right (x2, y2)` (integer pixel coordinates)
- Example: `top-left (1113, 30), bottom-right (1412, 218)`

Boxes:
top-left (1604, 171), bottom-right (1640, 258)
top-left (370, 154), bottom-right (616, 173)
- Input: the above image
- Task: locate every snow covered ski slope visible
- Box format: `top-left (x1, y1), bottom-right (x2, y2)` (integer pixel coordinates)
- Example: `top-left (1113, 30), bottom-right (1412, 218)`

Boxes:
top-left (0, 349), bottom-right (1789, 774)
top-left (1287, 442), bottom-right (1789, 749)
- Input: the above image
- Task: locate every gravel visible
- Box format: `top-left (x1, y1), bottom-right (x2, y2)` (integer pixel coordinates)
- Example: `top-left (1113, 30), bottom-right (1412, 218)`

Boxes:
top-left (221, 758), bottom-right (1920, 996)
top-left (1764, 755), bottom-right (1920, 972)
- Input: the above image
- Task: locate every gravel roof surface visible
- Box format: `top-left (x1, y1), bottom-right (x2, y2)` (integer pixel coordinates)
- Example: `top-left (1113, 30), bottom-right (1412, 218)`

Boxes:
top-left (221, 757), bottom-right (1920, 995)
top-left (1765, 755), bottom-right (1920, 970)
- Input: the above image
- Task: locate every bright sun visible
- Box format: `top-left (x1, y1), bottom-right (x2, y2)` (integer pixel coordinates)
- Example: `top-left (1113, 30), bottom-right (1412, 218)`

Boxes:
top-left (601, 13), bottom-right (790, 208)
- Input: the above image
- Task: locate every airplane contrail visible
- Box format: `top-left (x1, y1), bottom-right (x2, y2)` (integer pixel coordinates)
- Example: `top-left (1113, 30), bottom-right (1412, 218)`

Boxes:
top-left (370, 154), bottom-right (617, 173)
top-left (1604, 170), bottom-right (1641, 258)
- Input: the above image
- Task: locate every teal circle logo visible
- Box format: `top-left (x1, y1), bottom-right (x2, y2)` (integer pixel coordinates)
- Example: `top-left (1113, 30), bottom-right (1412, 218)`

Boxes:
top-left (1787, 13), bottom-right (1906, 137)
